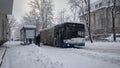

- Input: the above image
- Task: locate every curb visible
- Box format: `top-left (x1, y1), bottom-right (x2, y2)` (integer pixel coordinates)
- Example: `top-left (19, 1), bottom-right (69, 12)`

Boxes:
top-left (0, 47), bottom-right (7, 68)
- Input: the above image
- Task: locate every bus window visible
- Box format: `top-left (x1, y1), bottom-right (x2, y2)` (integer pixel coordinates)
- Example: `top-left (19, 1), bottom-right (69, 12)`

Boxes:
top-left (78, 31), bottom-right (84, 38)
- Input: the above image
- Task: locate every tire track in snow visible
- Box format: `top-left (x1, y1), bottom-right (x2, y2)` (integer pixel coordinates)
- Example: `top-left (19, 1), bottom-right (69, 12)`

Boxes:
top-left (66, 48), bottom-right (120, 65)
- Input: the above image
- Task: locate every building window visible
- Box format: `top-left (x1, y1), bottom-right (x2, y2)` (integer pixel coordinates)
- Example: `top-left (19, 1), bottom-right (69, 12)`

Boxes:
top-left (99, 2), bottom-right (102, 7)
top-left (95, 4), bottom-right (98, 8)
top-left (85, 8), bottom-right (88, 12)
top-left (107, 1), bottom-right (111, 6)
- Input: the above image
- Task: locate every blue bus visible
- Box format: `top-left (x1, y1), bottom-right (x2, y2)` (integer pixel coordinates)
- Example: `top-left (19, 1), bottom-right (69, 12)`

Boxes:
top-left (40, 22), bottom-right (85, 47)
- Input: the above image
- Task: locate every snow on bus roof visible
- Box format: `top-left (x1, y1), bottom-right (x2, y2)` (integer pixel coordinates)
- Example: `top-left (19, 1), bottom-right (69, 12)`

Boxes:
top-left (60, 22), bottom-right (84, 24)
top-left (23, 25), bottom-right (36, 28)
top-left (39, 22), bottom-right (84, 32)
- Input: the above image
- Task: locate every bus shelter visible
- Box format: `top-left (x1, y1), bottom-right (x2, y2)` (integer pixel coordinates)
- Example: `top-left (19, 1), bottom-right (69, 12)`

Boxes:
top-left (20, 25), bottom-right (36, 45)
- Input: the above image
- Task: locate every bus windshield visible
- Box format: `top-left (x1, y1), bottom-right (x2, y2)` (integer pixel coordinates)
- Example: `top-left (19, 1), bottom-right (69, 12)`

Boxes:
top-left (65, 23), bottom-right (85, 39)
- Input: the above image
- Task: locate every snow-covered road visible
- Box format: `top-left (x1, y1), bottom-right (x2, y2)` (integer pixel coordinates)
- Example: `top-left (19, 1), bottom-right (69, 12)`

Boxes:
top-left (1, 41), bottom-right (120, 68)
top-left (84, 42), bottom-right (120, 54)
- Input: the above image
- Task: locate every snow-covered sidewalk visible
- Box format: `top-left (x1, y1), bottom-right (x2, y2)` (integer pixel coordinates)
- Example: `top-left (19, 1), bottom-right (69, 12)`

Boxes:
top-left (1, 41), bottom-right (120, 68)
top-left (1, 41), bottom-right (63, 68)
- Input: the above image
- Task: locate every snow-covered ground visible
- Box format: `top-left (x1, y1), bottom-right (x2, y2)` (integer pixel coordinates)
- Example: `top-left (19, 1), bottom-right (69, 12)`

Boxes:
top-left (85, 41), bottom-right (120, 54)
top-left (1, 41), bottom-right (120, 68)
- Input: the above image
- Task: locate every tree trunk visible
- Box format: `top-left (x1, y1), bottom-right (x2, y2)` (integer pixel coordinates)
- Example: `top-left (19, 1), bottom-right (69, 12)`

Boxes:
top-left (88, 0), bottom-right (93, 43)
top-left (112, 0), bottom-right (116, 41)
top-left (112, 10), bottom-right (116, 41)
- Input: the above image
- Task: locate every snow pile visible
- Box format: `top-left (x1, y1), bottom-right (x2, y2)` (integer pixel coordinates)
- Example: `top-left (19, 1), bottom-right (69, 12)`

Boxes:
top-left (3, 41), bottom-right (22, 47)
top-left (1, 41), bottom-right (120, 68)
top-left (1, 43), bottom-right (63, 68)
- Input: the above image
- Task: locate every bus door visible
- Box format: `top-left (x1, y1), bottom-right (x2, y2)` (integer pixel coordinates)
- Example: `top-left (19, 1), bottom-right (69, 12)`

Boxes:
top-left (55, 28), bottom-right (63, 47)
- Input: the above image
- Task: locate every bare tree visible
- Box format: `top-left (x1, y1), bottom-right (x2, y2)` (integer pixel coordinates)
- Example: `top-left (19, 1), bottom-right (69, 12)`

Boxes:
top-left (111, 0), bottom-right (120, 41)
top-left (7, 15), bottom-right (17, 40)
top-left (8, 16), bottom-right (16, 29)
top-left (69, 0), bottom-right (93, 43)
top-left (22, 9), bottom-right (40, 25)
top-left (58, 9), bottom-right (66, 23)
top-left (57, 8), bottom-right (72, 23)
top-left (29, 0), bottom-right (54, 29)
top-left (21, 9), bottom-right (42, 34)
top-left (71, 6), bottom-right (79, 22)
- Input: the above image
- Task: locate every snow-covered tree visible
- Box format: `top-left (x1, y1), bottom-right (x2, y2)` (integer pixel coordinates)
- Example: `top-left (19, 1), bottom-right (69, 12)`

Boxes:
top-left (21, 8), bottom-right (42, 34)
top-left (7, 15), bottom-right (17, 40)
top-left (57, 8), bottom-right (72, 23)
top-left (111, 0), bottom-right (120, 41)
top-left (69, 0), bottom-right (93, 43)
top-left (71, 6), bottom-right (79, 22)
top-left (29, 0), bottom-right (54, 29)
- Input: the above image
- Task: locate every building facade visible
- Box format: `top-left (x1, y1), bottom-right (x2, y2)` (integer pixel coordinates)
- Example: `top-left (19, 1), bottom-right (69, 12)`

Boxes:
top-left (0, 13), bottom-right (8, 45)
top-left (80, 0), bottom-right (120, 35)
top-left (0, 0), bottom-right (13, 45)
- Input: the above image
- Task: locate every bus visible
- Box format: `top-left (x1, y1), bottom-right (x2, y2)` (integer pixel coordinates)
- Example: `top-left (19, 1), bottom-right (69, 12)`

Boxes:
top-left (40, 22), bottom-right (85, 47)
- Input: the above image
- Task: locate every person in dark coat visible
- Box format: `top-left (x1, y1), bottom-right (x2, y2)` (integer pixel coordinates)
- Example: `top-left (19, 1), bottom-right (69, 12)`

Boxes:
top-left (36, 34), bottom-right (40, 47)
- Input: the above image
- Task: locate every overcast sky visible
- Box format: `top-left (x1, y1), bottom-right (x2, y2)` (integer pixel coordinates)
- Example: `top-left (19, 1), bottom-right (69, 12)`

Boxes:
top-left (12, 0), bottom-right (97, 21)
top-left (12, 0), bottom-right (30, 20)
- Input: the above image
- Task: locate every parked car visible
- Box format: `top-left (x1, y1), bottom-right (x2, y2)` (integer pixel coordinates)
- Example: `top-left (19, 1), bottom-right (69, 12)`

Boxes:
top-left (105, 34), bottom-right (120, 42)
top-left (93, 34), bottom-right (110, 41)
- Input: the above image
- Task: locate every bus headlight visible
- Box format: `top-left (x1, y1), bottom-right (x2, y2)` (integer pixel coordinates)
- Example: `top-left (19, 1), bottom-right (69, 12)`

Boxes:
top-left (64, 40), bottom-right (68, 43)
top-left (82, 39), bottom-right (85, 42)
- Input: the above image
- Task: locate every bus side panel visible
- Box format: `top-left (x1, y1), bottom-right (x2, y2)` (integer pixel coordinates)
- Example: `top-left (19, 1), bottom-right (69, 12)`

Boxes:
top-left (40, 28), bottom-right (55, 46)
top-left (47, 28), bottom-right (55, 46)
top-left (40, 30), bottom-right (47, 44)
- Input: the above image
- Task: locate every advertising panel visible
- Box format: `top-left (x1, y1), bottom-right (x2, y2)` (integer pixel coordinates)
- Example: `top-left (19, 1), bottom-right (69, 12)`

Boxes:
top-left (26, 30), bottom-right (35, 38)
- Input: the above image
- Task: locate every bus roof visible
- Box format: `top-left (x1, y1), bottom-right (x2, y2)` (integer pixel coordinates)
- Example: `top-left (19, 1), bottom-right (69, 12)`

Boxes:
top-left (40, 22), bottom-right (85, 32)
top-left (55, 22), bottom-right (84, 27)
